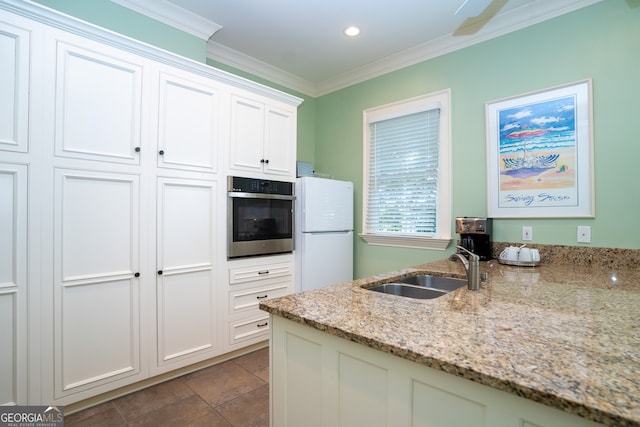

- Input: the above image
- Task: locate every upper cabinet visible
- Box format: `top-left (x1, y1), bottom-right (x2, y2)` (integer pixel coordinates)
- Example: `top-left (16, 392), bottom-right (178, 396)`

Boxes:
top-left (154, 67), bottom-right (221, 173)
top-left (229, 94), bottom-right (297, 178)
top-left (0, 20), bottom-right (30, 153)
top-left (53, 38), bottom-right (145, 165)
top-left (53, 38), bottom-right (225, 173)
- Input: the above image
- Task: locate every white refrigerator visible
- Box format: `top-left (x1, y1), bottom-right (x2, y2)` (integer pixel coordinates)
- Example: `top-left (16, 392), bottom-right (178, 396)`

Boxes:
top-left (295, 177), bottom-right (354, 292)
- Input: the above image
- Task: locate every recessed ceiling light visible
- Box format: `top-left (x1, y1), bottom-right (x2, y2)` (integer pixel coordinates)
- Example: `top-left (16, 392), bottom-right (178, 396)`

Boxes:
top-left (344, 26), bottom-right (361, 37)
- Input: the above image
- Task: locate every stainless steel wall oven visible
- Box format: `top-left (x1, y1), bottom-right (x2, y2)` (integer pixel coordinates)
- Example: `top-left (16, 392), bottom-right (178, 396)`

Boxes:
top-left (227, 176), bottom-right (295, 258)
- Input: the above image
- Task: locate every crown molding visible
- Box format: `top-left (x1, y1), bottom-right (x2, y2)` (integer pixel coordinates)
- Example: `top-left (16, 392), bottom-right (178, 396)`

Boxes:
top-left (206, 42), bottom-right (316, 97)
top-left (113, 0), bottom-right (603, 97)
top-left (0, 0), bottom-right (301, 106)
top-left (110, 0), bottom-right (222, 40)
top-left (313, 0), bottom-right (603, 96)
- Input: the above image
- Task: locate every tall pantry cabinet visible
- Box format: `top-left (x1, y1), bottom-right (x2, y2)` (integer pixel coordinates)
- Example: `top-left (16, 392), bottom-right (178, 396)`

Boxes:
top-left (0, 11), bottom-right (36, 407)
top-left (48, 31), bottom-right (150, 402)
top-left (0, 0), bottom-right (301, 406)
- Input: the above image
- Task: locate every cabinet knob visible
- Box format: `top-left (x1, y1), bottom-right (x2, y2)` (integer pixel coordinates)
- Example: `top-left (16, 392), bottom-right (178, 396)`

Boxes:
top-left (257, 322), bottom-right (268, 328)
top-left (260, 159), bottom-right (265, 163)
top-left (158, 270), bottom-right (163, 275)
top-left (264, 159), bottom-right (269, 164)
top-left (159, 150), bottom-right (165, 155)
top-left (256, 294), bottom-right (268, 299)
top-left (134, 272), bottom-right (140, 277)
top-left (134, 147), bottom-right (141, 152)
top-left (258, 270), bottom-right (269, 275)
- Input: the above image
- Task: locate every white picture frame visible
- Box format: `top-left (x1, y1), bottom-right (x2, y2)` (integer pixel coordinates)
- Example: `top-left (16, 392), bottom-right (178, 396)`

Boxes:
top-left (486, 79), bottom-right (594, 218)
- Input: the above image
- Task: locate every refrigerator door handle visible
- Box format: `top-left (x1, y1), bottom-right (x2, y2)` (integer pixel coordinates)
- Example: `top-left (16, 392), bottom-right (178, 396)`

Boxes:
top-left (306, 230), bottom-right (352, 235)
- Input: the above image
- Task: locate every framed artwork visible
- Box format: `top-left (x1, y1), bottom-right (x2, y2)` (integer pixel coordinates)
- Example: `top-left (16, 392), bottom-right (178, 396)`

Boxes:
top-left (486, 79), bottom-right (594, 218)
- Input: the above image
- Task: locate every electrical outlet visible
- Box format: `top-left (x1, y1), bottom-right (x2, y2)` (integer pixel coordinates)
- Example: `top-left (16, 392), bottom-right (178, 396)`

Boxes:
top-left (522, 226), bottom-right (533, 241)
top-left (577, 226), bottom-right (591, 243)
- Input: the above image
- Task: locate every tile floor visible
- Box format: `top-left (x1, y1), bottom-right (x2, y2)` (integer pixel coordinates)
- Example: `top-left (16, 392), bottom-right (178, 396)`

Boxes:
top-left (65, 348), bottom-right (269, 427)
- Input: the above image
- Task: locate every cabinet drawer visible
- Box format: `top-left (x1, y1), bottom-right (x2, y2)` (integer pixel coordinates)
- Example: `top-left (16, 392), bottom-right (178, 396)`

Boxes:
top-left (229, 282), bottom-right (290, 314)
top-left (229, 261), bottom-right (292, 284)
top-left (229, 315), bottom-right (270, 344)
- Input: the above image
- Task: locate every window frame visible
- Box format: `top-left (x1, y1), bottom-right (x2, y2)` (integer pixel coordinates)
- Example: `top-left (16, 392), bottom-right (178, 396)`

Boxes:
top-left (360, 89), bottom-right (452, 250)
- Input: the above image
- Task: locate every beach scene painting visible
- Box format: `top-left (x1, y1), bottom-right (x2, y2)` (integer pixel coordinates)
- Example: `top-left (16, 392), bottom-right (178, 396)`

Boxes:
top-left (486, 80), bottom-right (594, 217)
top-left (498, 95), bottom-right (576, 192)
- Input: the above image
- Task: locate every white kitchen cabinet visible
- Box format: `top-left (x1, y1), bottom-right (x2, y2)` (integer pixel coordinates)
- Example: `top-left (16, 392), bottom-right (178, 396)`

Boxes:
top-left (0, 14), bottom-right (31, 407)
top-left (0, 0), bottom-right (300, 407)
top-left (0, 20), bottom-right (30, 153)
top-left (227, 255), bottom-right (294, 348)
top-left (43, 27), bottom-right (151, 404)
top-left (0, 163), bottom-right (28, 405)
top-left (270, 316), bottom-right (603, 427)
top-left (53, 38), bottom-right (145, 165)
top-left (154, 177), bottom-right (218, 372)
top-left (154, 67), bottom-right (221, 173)
top-left (44, 24), bottom-right (223, 401)
top-left (229, 94), bottom-right (296, 178)
top-left (52, 169), bottom-right (145, 400)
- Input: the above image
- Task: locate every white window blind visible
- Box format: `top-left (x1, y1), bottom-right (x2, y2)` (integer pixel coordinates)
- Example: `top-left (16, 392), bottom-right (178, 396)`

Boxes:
top-left (366, 108), bottom-right (441, 236)
top-left (361, 89), bottom-right (451, 250)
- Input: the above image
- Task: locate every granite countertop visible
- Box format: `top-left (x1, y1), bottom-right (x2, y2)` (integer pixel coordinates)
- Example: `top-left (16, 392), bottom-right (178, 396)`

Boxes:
top-left (260, 258), bottom-right (640, 427)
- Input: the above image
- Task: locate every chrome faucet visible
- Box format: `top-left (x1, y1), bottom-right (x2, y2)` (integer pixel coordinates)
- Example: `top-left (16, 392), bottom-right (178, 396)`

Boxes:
top-left (448, 245), bottom-right (480, 291)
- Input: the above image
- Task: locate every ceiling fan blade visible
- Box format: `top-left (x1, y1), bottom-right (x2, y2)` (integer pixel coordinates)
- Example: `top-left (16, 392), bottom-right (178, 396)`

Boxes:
top-left (455, 0), bottom-right (493, 17)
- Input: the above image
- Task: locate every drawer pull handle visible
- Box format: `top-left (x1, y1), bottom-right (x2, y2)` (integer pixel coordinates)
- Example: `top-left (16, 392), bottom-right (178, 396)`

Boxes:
top-left (257, 270), bottom-right (269, 275)
top-left (256, 295), bottom-right (268, 299)
top-left (257, 322), bottom-right (268, 328)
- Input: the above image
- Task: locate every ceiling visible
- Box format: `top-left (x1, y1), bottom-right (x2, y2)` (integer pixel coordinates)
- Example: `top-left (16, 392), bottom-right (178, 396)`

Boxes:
top-left (111, 0), bottom-right (601, 96)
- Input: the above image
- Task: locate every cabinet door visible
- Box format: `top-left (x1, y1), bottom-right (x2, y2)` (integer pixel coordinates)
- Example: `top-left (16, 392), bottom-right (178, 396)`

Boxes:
top-left (0, 164), bottom-right (27, 405)
top-left (229, 95), bottom-right (265, 173)
top-left (54, 169), bottom-right (142, 399)
top-left (0, 21), bottom-right (29, 153)
top-left (155, 178), bottom-right (217, 371)
top-left (263, 105), bottom-right (295, 176)
top-left (156, 69), bottom-right (219, 173)
top-left (54, 39), bottom-right (144, 164)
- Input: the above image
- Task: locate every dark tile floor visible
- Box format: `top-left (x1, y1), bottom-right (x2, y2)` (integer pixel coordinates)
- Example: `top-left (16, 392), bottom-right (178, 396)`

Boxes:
top-left (65, 348), bottom-right (269, 427)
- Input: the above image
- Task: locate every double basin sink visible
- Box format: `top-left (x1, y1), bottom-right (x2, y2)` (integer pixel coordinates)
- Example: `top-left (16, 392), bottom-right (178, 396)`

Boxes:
top-left (366, 274), bottom-right (466, 299)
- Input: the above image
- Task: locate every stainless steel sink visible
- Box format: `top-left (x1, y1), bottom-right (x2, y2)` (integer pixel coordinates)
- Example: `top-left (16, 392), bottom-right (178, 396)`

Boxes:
top-left (397, 274), bottom-right (466, 292)
top-left (367, 283), bottom-right (448, 299)
top-left (366, 274), bottom-right (466, 299)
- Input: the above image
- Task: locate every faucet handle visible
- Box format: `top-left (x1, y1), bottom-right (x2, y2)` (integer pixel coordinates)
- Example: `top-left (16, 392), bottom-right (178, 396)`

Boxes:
top-left (456, 245), bottom-right (480, 261)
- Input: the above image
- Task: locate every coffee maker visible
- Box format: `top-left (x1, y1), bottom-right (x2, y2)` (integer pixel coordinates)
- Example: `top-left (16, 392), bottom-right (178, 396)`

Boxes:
top-left (455, 217), bottom-right (492, 260)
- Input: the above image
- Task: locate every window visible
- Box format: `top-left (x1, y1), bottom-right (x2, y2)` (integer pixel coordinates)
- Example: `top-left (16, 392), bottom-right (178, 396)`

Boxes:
top-left (361, 89), bottom-right (451, 250)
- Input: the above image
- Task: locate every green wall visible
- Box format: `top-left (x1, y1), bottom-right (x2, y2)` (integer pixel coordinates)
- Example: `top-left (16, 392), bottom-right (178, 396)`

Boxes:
top-left (35, 0), bottom-right (640, 279)
top-left (314, 0), bottom-right (640, 277)
top-left (31, 0), bottom-right (204, 61)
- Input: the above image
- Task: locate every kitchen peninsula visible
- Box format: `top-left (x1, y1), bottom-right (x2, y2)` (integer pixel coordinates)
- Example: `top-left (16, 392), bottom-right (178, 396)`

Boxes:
top-left (260, 250), bottom-right (640, 427)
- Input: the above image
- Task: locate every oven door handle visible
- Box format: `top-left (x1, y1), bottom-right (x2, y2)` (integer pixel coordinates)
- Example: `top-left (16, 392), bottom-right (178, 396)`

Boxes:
top-left (228, 192), bottom-right (295, 201)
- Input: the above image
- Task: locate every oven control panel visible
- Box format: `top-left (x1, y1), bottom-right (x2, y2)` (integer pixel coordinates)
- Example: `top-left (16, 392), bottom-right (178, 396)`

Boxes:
top-left (229, 176), bottom-right (294, 196)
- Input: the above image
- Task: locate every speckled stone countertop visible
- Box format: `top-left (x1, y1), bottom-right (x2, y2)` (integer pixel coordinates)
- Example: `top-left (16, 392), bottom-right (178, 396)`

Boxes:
top-left (260, 254), bottom-right (640, 427)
